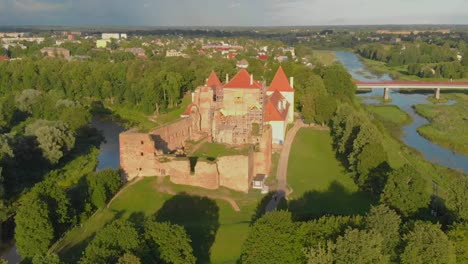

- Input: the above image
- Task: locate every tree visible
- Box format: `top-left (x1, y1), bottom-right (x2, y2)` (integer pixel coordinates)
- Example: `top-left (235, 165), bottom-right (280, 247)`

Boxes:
top-left (401, 222), bottom-right (455, 264)
top-left (32, 253), bottom-right (61, 264)
top-left (16, 89), bottom-right (42, 113)
top-left (117, 253), bottom-right (141, 264)
top-left (365, 205), bottom-right (401, 260)
top-left (445, 176), bottom-right (468, 221)
top-left (448, 222), bottom-right (468, 264)
top-left (81, 219), bottom-right (140, 264)
top-left (86, 169), bottom-right (122, 209)
top-left (241, 211), bottom-right (305, 264)
top-left (15, 197), bottom-right (54, 258)
top-left (381, 165), bottom-right (430, 216)
top-left (143, 221), bottom-right (195, 264)
top-left (25, 120), bottom-right (75, 164)
top-left (334, 229), bottom-right (389, 264)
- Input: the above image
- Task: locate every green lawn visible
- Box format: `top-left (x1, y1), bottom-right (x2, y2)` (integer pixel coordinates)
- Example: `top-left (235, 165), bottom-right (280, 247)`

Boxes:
top-left (312, 50), bottom-right (337, 65)
top-left (287, 128), bottom-right (375, 219)
top-left (367, 105), bottom-right (411, 125)
top-left (414, 93), bottom-right (468, 155)
top-left (53, 177), bottom-right (259, 264)
top-left (192, 142), bottom-right (250, 160)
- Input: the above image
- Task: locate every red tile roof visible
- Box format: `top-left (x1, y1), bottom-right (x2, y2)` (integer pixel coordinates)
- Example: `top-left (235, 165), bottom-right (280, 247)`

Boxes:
top-left (181, 104), bottom-right (194, 117)
top-left (206, 71), bottom-right (222, 87)
top-left (223, 69), bottom-right (262, 89)
top-left (264, 90), bottom-right (289, 122)
top-left (0, 56), bottom-right (10, 61)
top-left (258, 54), bottom-right (268, 61)
top-left (267, 66), bottom-right (294, 92)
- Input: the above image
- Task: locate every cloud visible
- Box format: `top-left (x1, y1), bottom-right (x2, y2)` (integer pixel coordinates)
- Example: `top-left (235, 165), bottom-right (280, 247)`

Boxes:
top-left (12, 0), bottom-right (70, 13)
top-left (228, 0), bottom-right (240, 9)
top-left (0, 0), bottom-right (467, 26)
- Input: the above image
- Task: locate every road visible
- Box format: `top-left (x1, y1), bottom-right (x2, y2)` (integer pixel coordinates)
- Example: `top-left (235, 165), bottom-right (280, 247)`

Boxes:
top-left (265, 119), bottom-right (305, 212)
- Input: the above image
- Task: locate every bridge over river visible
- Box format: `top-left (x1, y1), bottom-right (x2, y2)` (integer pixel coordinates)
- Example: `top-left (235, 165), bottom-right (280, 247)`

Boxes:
top-left (354, 80), bottom-right (468, 100)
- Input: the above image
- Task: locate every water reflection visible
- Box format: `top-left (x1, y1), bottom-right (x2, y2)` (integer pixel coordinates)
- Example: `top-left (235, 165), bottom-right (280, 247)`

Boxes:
top-left (335, 51), bottom-right (468, 173)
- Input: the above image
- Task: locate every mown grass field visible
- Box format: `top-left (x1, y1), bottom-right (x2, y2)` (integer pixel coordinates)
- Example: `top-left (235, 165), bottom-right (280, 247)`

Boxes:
top-left (312, 50), bottom-right (337, 66)
top-left (366, 105), bottom-right (411, 125)
top-left (414, 93), bottom-right (468, 155)
top-left (287, 128), bottom-right (375, 217)
top-left (53, 177), bottom-right (260, 264)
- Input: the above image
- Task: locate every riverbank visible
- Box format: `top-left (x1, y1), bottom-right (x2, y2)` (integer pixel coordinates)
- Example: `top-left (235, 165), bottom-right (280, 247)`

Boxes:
top-left (414, 93), bottom-right (468, 155)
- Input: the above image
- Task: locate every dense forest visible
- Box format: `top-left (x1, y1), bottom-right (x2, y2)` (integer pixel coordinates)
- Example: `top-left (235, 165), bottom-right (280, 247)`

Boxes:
top-left (356, 42), bottom-right (468, 79)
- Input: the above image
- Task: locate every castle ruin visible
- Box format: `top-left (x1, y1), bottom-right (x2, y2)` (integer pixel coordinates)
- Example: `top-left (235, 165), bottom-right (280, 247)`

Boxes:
top-left (119, 67), bottom-right (294, 193)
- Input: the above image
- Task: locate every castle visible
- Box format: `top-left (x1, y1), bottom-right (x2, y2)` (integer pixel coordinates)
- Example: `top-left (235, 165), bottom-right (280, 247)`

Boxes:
top-left (119, 67), bottom-right (295, 193)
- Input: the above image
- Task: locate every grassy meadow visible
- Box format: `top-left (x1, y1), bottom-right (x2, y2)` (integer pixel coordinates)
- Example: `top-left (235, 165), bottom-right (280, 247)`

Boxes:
top-left (53, 177), bottom-right (261, 264)
top-left (414, 93), bottom-right (468, 155)
top-left (287, 128), bottom-right (376, 219)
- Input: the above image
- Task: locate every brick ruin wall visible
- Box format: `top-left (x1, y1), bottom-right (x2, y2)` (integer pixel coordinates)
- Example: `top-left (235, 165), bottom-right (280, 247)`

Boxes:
top-left (120, 131), bottom-right (161, 181)
top-left (119, 115), bottom-right (272, 193)
top-left (149, 117), bottom-right (194, 153)
top-left (168, 160), bottom-right (220, 190)
top-left (252, 125), bottom-right (272, 177)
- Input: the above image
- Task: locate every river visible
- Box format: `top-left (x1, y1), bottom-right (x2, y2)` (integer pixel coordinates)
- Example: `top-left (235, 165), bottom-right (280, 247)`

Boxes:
top-left (334, 51), bottom-right (468, 173)
top-left (1, 117), bottom-right (124, 263)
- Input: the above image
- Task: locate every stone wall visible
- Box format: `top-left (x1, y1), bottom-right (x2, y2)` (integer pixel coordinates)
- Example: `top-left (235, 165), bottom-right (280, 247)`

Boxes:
top-left (218, 155), bottom-right (250, 193)
top-left (169, 160), bottom-right (219, 190)
top-left (120, 131), bottom-right (162, 181)
top-left (193, 86), bottom-right (214, 133)
top-left (252, 125), bottom-right (272, 176)
top-left (149, 117), bottom-right (193, 153)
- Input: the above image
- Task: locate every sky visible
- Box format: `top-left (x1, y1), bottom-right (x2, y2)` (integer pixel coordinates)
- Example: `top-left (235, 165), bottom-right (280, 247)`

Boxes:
top-left (0, 0), bottom-right (467, 26)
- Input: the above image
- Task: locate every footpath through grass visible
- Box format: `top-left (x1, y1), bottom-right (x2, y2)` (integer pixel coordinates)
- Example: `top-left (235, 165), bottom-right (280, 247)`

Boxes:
top-left (414, 93), bottom-right (468, 155)
top-left (287, 128), bottom-right (375, 218)
top-left (54, 177), bottom-right (259, 264)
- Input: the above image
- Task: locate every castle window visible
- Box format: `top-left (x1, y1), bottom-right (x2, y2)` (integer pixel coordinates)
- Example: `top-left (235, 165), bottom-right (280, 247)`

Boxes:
top-left (140, 152), bottom-right (144, 156)
top-left (141, 140), bottom-right (144, 145)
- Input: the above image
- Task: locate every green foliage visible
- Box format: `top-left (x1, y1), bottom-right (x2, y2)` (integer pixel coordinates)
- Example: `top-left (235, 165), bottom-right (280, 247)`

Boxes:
top-left (317, 64), bottom-right (356, 103)
top-left (301, 215), bottom-right (364, 248)
top-left (25, 119), bottom-right (75, 164)
top-left (143, 221), bottom-right (196, 264)
top-left (117, 253), bottom-right (141, 264)
top-left (381, 165), bottom-right (429, 217)
top-left (365, 205), bottom-right (401, 259)
top-left (15, 197), bottom-right (54, 258)
top-left (81, 219), bottom-right (140, 264)
top-left (240, 211), bottom-right (305, 264)
top-left (16, 89), bottom-right (42, 113)
top-left (32, 253), bottom-right (61, 264)
top-left (86, 169), bottom-right (122, 208)
top-left (448, 222), bottom-right (468, 263)
top-left (445, 176), bottom-right (468, 221)
top-left (401, 222), bottom-right (456, 264)
top-left (331, 104), bottom-right (389, 194)
top-left (333, 229), bottom-right (389, 264)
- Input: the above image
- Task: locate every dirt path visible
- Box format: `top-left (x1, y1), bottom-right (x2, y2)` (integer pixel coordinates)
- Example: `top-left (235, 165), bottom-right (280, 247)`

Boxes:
top-left (277, 120), bottom-right (305, 194)
top-left (154, 177), bottom-right (241, 212)
top-left (266, 120), bottom-right (305, 212)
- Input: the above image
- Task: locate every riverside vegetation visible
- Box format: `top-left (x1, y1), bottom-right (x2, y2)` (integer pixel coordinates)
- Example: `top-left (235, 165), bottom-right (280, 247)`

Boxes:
top-left (0, 41), bottom-right (466, 263)
top-left (414, 93), bottom-right (468, 155)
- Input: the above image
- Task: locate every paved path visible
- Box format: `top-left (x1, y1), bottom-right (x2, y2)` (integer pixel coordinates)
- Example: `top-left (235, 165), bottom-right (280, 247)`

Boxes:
top-left (265, 120), bottom-right (305, 212)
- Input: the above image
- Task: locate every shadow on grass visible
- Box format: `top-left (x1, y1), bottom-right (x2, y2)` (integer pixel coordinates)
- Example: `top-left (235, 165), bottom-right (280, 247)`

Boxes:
top-left (288, 181), bottom-right (376, 221)
top-left (58, 210), bottom-right (125, 263)
top-left (155, 192), bottom-right (220, 264)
